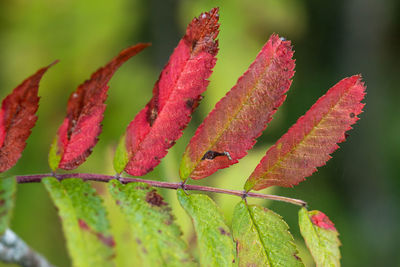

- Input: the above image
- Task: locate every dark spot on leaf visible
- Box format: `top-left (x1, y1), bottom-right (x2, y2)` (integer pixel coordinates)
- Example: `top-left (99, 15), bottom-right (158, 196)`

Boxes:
top-left (0, 190), bottom-right (5, 195)
top-left (146, 94), bottom-right (159, 127)
top-left (135, 186), bottom-right (148, 190)
top-left (115, 200), bottom-right (121, 206)
top-left (186, 95), bottom-right (203, 110)
top-left (142, 247), bottom-right (148, 254)
top-left (157, 229), bottom-right (162, 234)
top-left (0, 199), bottom-right (5, 206)
top-left (202, 150), bottom-right (232, 160)
top-left (96, 233), bottom-right (116, 247)
top-left (136, 238), bottom-right (142, 245)
top-left (145, 190), bottom-right (167, 207)
top-left (350, 112), bottom-right (355, 118)
top-left (186, 99), bottom-right (195, 109)
top-left (164, 220), bottom-right (172, 225)
top-left (147, 108), bottom-right (158, 126)
top-left (78, 219), bottom-right (90, 231)
top-left (219, 227), bottom-right (230, 236)
top-left (293, 253), bottom-right (301, 261)
top-left (191, 40), bottom-right (198, 51)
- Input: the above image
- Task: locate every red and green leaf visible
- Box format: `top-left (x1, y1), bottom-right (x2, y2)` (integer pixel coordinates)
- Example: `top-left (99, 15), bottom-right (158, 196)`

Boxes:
top-left (298, 208), bottom-right (341, 266)
top-left (180, 34), bottom-right (295, 180)
top-left (245, 75), bottom-right (366, 191)
top-left (0, 62), bottom-right (56, 172)
top-left (43, 178), bottom-right (116, 267)
top-left (114, 8), bottom-right (220, 175)
top-left (49, 43), bottom-right (149, 171)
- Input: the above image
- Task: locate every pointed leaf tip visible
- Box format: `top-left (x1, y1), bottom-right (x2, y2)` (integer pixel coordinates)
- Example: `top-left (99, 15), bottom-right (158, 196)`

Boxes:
top-left (118, 8), bottom-right (220, 176)
top-left (245, 75), bottom-right (366, 191)
top-left (299, 208), bottom-right (341, 266)
top-left (0, 62), bottom-right (56, 172)
top-left (49, 43), bottom-right (148, 171)
top-left (180, 34), bottom-right (295, 180)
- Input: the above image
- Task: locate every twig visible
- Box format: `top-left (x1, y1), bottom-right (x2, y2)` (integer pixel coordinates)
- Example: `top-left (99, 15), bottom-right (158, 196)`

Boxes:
top-left (0, 229), bottom-right (55, 267)
top-left (16, 173), bottom-right (307, 207)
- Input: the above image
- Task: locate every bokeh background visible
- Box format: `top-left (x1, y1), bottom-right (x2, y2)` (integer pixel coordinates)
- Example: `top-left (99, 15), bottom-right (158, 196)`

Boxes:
top-left (0, 0), bottom-right (399, 266)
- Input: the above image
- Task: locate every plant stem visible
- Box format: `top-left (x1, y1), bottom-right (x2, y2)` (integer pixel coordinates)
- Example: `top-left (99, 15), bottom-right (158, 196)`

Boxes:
top-left (16, 173), bottom-right (307, 207)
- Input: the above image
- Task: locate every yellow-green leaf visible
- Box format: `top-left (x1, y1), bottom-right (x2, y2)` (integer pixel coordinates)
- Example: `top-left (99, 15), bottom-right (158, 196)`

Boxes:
top-left (177, 189), bottom-right (235, 266)
top-left (232, 200), bottom-right (303, 266)
top-left (298, 208), bottom-right (341, 267)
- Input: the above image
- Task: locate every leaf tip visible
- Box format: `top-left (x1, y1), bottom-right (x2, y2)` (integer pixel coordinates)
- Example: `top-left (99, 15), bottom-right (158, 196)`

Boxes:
top-left (310, 211), bottom-right (337, 231)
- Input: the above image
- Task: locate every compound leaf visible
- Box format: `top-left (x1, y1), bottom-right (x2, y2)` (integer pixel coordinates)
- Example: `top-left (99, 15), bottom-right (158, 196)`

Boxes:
top-left (108, 180), bottom-right (194, 266)
top-left (0, 177), bottom-right (16, 234)
top-left (245, 75), bottom-right (366, 191)
top-left (49, 43), bottom-right (149, 171)
top-left (43, 177), bottom-right (115, 267)
top-left (116, 8), bottom-right (220, 176)
top-left (298, 208), bottom-right (341, 266)
top-left (177, 189), bottom-right (235, 266)
top-left (180, 34), bottom-right (295, 180)
top-left (0, 62), bottom-right (56, 172)
top-left (232, 200), bottom-right (303, 267)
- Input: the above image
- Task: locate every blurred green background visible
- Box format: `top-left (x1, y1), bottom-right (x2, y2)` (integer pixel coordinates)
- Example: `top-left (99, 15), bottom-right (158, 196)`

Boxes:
top-left (0, 0), bottom-right (399, 266)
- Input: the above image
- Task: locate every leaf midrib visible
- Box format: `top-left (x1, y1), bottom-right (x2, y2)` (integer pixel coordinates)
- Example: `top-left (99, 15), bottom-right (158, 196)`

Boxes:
top-left (188, 46), bottom-right (279, 177)
top-left (130, 16), bottom-right (216, 161)
top-left (256, 83), bottom-right (357, 183)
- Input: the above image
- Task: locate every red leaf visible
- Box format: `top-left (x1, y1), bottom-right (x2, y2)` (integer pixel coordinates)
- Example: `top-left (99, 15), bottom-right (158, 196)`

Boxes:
top-left (51, 43), bottom-right (149, 170)
top-left (245, 75), bottom-right (366, 191)
top-left (180, 34), bottom-right (295, 180)
top-left (311, 211), bottom-right (336, 231)
top-left (120, 8), bottom-right (220, 176)
top-left (0, 62), bottom-right (56, 172)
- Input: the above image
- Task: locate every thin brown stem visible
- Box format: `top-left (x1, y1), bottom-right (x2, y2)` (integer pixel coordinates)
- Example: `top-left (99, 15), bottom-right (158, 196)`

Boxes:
top-left (16, 173), bottom-right (307, 207)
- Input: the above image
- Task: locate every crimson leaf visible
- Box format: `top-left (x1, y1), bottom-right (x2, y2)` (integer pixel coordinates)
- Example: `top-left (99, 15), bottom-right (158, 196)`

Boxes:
top-left (114, 8), bottom-right (220, 175)
top-left (49, 43), bottom-right (149, 171)
top-left (0, 62), bottom-right (56, 172)
top-left (180, 34), bottom-right (295, 180)
top-left (245, 75), bottom-right (366, 191)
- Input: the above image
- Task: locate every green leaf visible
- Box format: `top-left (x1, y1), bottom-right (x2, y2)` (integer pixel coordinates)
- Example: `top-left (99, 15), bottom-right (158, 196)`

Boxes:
top-left (232, 200), bottom-right (303, 267)
top-left (298, 208), bottom-right (341, 267)
top-left (0, 177), bottom-right (16, 234)
top-left (113, 134), bottom-right (129, 174)
top-left (43, 177), bottom-right (115, 267)
top-left (48, 136), bottom-right (61, 171)
top-left (108, 180), bottom-right (194, 266)
top-left (177, 189), bottom-right (235, 266)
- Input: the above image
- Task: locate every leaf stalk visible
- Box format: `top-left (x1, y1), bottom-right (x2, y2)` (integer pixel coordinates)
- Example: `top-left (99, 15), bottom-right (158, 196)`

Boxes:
top-left (16, 173), bottom-right (307, 207)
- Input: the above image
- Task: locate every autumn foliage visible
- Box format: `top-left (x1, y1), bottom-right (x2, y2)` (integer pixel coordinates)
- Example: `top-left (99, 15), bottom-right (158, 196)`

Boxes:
top-left (0, 7), bottom-right (365, 267)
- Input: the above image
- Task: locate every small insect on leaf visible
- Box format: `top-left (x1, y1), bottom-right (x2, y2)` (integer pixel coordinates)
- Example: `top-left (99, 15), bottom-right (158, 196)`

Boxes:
top-left (115, 8), bottom-right (220, 176)
top-left (0, 61), bottom-right (57, 173)
top-left (48, 43), bottom-right (149, 171)
top-left (245, 75), bottom-right (366, 191)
